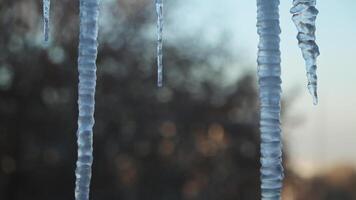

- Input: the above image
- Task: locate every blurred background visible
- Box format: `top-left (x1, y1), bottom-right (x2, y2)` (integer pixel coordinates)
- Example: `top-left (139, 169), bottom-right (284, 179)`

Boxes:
top-left (1, 0), bottom-right (356, 199)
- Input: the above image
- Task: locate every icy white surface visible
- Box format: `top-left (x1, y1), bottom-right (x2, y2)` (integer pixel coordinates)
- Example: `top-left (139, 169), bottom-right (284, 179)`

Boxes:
top-left (43, 0), bottom-right (50, 44)
top-left (291, 0), bottom-right (320, 105)
top-left (155, 0), bottom-right (163, 87)
top-left (75, 0), bottom-right (99, 200)
top-left (257, 0), bottom-right (284, 199)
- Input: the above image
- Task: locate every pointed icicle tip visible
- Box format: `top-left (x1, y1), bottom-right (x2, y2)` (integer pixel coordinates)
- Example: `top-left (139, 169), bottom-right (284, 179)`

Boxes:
top-left (313, 96), bottom-right (318, 106)
top-left (309, 86), bottom-right (318, 105)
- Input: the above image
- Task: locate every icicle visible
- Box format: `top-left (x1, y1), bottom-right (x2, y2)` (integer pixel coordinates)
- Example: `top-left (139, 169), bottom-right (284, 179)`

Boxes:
top-left (155, 0), bottom-right (164, 87)
top-left (43, 0), bottom-right (50, 44)
top-left (291, 0), bottom-right (320, 105)
top-left (75, 0), bottom-right (100, 200)
top-left (257, 0), bottom-right (284, 199)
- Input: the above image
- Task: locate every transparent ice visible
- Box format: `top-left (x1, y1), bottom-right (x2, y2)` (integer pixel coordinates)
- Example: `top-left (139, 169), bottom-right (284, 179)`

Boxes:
top-left (155, 0), bottom-right (164, 87)
top-left (43, 0), bottom-right (50, 44)
top-left (75, 0), bottom-right (99, 199)
top-left (257, 0), bottom-right (284, 199)
top-left (291, 0), bottom-right (320, 105)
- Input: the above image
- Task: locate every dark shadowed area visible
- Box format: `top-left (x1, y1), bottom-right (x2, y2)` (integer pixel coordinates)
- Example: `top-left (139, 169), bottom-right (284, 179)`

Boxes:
top-left (0, 1), bottom-right (261, 199)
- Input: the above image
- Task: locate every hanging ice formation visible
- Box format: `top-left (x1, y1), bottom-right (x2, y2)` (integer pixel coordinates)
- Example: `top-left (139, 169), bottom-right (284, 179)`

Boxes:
top-left (291, 0), bottom-right (320, 105)
top-left (257, 0), bottom-right (284, 199)
top-left (155, 0), bottom-right (164, 87)
top-left (74, 0), bottom-right (100, 199)
top-left (43, 0), bottom-right (50, 43)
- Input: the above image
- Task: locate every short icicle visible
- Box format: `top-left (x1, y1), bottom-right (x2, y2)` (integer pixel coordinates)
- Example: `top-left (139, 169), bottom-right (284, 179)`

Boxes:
top-left (155, 0), bottom-right (164, 87)
top-left (291, 0), bottom-right (320, 105)
top-left (256, 0), bottom-right (284, 199)
top-left (75, 0), bottom-right (100, 200)
top-left (43, 0), bottom-right (50, 44)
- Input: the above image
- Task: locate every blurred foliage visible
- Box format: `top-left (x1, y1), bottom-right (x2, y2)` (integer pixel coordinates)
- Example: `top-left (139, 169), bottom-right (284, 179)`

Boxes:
top-left (0, 1), bottom-right (262, 199)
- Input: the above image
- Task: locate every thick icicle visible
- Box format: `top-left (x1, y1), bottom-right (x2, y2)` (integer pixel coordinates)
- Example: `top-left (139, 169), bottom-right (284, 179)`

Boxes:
top-left (75, 0), bottom-right (100, 200)
top-left (43, 0), bottom-right (50, 43)
top-left (257, 0), bottom-right (284, 199)
top-left (291, 0), bottom-right (320, 105)
top-left (155, 0), bottom-right (164, 87)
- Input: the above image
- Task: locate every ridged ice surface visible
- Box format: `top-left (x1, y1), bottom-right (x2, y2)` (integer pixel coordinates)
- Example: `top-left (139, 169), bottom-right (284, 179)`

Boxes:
top-left (75, 0), bottom-right (99, 200)
top-left (291, 0), bottom-right (320, 105)
top-left (257, 0), bottom-right (284, 199)
top-left (155, 0), bottom-right (164, 87)
top-left (43, 0), bottom-right (50, 44)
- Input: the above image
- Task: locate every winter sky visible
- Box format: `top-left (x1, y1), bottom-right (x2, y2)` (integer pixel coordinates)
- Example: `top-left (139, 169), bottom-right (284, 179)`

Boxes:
top-left (168, 0), bottom-right (356, 177)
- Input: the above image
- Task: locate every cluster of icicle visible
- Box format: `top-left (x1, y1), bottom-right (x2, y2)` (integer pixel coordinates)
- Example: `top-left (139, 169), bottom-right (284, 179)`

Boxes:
top-left (291, 0), bottom-right (320, 105)
top-left (155, 0), bottom-right (164, 87)
top-left (42, 0), bottom-right (99, 199)
top-left (255, 0), bottom-right (320, 199)
top-left (39, 0), bottom-right (321, 199)
top-left (256, 0), bottom-right (284, 199)
top-left (74, 0), bottom-right (100, 199)
top-left (41, 1), bottom-right (165, 199)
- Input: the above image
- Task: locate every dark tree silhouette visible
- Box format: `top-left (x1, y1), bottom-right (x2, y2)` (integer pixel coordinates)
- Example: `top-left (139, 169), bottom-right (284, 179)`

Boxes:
top-left (1, 1), bottom-right (265, 200)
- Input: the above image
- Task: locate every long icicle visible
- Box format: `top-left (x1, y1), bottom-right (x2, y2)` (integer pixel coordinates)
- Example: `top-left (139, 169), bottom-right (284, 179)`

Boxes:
top-left (291, 0), bottom-right (320, 105)
top-left (75, 0), bottom-right (100, 200)
top-left (43, 0), bottom-right (50, 44)
top-left (155, 0), bottom-right (164, 87)
top-left (256, 0), bottom-right (284, 199)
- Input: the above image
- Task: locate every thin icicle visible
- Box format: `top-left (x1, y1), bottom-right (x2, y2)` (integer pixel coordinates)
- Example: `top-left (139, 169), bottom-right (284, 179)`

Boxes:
top-left (43, 0), bottom-right (50, 44)
top-left (75, 0), bottom-right (100, 200)
top-left (257, 0), bottom-right (284, 199)
top-left (155, 0), bottom-right (164, 87)
top-left (291, 0), bottom-right (320, 105)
